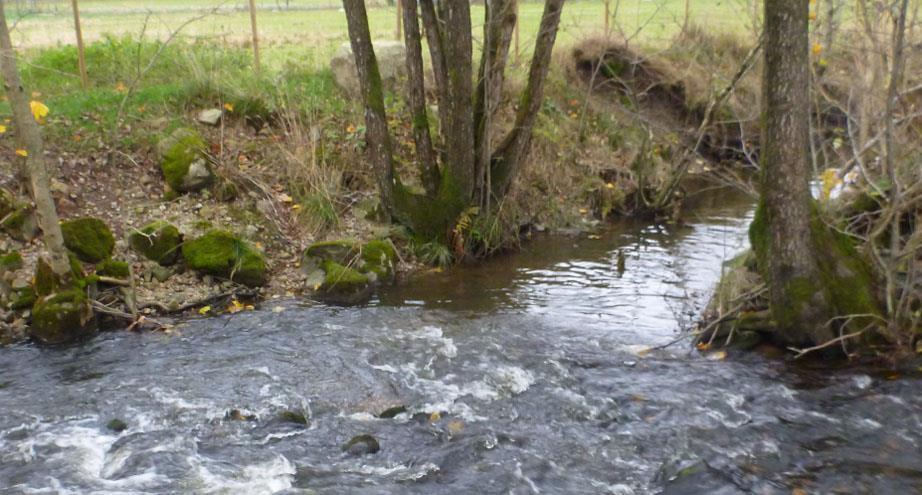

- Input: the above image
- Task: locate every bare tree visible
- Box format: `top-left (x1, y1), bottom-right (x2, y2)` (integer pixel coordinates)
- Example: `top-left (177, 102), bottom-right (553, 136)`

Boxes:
top-left (0, 0), bottom-right (71, 282)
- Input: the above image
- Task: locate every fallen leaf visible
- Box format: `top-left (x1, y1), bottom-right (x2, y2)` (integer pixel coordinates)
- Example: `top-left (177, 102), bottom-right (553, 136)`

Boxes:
top-left (114, 82), bottom-right (127, 93)
top-left (578, 208), bottom-right (588, 214)
top-left (429, 411), bottom-right (441, 422)
top-left (0, 125), bottom-right (6, 134)
top-left (15, 149), bottom-right (28, 157)
top-left (198, 305), bottom-right (211, 315)
top-left (696, 342), bottom-right (711, 351)
top-left (223, 102), bottom-right (234, 112)
top-left (30, 100), bottom-right (49, 122)
top-left (227, 299), bottom-right (244, 314)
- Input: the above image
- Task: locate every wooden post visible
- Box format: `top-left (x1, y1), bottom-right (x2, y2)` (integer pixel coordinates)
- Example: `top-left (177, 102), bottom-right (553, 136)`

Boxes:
top-left (604, 0), bottom-right (610, 35)
top-left (396, 0), bottom-right (403, 40)
top-left (71, 0), bottom-right (88, 88)
top-left (248, 0), bottom-right (260, 72)
top-left (513, 3), bottom-right (520, 65)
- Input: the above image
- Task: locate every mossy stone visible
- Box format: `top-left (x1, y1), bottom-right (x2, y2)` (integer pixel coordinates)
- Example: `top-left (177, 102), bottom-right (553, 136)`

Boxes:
top-left (106, 419), bottom-right (128, 432)
top-left (0, 251), bottom-right (23, 271)
top-left (9, 286), bottom-right (36, 310)
top-left (128, 221), bottom-right (182, 266)
top-left (302, 240), bottom-right (359, 267)
top-left (0, 204), bottom-right (37, 241)
top-left (277, 410), bottom-right (309, 426)
top-left (181, 230), bottom-right (267, 287)
top-left (61, 217), bottom-right (115, 263)
top-left (342, 434), bottom-right (380, 456)
top-left (317, 260), bottom-right (372, 305)
top-left (96, 260), bottom-right (130, 279)
top-left (159, 128), bottom-right (213, 192)
top-left (378, 405), bottom-right (407, 419)
top-left (30, 289), bottom-right (97, 345)
top-left (361, 239), bottom-right (397, 280)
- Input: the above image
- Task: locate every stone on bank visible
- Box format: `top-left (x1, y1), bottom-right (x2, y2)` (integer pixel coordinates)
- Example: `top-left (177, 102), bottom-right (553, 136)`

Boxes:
top-left (181, 230), bottom-right (267, 287)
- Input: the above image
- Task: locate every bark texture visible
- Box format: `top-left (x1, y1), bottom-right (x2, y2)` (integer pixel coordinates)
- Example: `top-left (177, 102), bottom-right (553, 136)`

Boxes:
top-left (401, 0), bottom-right (439, 196)
top-left (342, 0), bottom-right (396, 216)
top-left (491, 0), bottom-right (564, 197)
top-left (0, 1), bottom-right (72, 281)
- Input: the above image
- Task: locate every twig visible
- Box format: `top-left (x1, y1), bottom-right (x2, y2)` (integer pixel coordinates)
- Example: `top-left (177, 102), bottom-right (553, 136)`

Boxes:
top-left (787, 328), bottom-right (867, 359)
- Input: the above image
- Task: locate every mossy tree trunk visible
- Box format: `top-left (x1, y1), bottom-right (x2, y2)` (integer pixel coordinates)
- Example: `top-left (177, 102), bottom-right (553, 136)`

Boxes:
top-left (342, 0), bottom-right (396, 219)
top-left (400, 0), bottom-right (439, 197)
top-left (342, 0), bottom-right (565, 244)
top-left (0, 0), bottom-right (72, 282)
top-left (754, 0), bottom-right (881, 347)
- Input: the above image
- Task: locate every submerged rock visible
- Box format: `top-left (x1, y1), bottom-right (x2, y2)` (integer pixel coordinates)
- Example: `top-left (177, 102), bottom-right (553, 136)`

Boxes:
top-left (342, 434), bottom-right (380, 456)
top-left (106, 419), bottom-right (128, 433)
top-left (302, 239), bottom-right (397, 304)
top-left (158, 128), bottom-right (214, 193)
top-left (30, 289), bottom-right (97, 345)
top-left (60, 217), bottom-right (115, 263)
top-left (181, 230), bottom-right (267, 287)
top-left (277, 410), bottom-right (309, 426)
top-left (128, 221), bottom-right (182, 266)
top-left (377, 405), bottom-right (407, 419)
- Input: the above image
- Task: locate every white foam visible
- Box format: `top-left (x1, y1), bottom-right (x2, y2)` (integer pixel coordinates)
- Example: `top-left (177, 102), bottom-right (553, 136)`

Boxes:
top-left (193, 454), bottom-right (295, 495)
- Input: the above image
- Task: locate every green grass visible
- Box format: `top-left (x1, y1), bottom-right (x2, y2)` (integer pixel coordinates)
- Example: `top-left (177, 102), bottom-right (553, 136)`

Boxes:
top-left (10, 0), bottom-right (752, 71)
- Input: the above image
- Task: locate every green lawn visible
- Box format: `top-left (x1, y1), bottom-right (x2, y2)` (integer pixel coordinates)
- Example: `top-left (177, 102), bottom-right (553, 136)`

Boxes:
top-left (11, 0), bottom-right (753, 70)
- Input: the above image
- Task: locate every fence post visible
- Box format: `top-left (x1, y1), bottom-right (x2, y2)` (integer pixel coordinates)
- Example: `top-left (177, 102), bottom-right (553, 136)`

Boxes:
top-left (248, 0), bottom-right (261, 72)
top-left (604, 0), bottom-right (610, 35)
top-left (513, 2), bottom-right (520, 65)
top-left (396, 0), bottom-right (403, 40)
top-left (71, 0), bottom-right (88, 88)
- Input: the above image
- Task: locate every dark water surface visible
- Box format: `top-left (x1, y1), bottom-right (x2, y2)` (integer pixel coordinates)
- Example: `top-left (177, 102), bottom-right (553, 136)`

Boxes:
top-left (1, 192), bottom-right (921, 494)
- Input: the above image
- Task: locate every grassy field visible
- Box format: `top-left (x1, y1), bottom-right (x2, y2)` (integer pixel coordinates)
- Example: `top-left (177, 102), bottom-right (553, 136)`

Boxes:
top-left (11, 0), bottom-right (754, 69)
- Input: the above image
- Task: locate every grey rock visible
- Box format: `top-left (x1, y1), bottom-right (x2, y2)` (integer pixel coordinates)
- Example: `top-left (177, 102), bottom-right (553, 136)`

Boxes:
top-left (197, 108), bottom-right (223, 126)
top-left (331, 41), bottom-right (406, 95)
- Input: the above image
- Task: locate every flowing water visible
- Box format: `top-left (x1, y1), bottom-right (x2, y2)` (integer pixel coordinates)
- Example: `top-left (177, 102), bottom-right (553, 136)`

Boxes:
top-left (2, 191), bottom-right (921, 494)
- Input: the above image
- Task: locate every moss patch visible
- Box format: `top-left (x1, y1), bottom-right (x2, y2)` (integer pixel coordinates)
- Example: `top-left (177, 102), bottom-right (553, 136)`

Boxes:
top-left (30, 289), bottom-right (96, 345)
top-left (0, 251), bottom-right (23, 271)
top-left (61, 217), bottom-right (115, 263)
top-left (159, 128), bottom-right (212, 192)
top-left (96, 259), bottom-right (130, 279)
top-left (316, 259), bottom-right (372, 305)
top-left (181, 230), bottom-right (267, 286)
top-left (361, 239), bottom-right (397, 280)
top-left (129, 221), bottom-right (182, 265)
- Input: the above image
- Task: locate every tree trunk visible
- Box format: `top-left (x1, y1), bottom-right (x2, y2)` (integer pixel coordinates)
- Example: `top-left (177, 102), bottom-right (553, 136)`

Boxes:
top-left (491, 0), bottom-right (565, 197)
top-left (342, 0), bottom-right (396, 217)
top-left (419, 0), bottom-right (449, 125)
top-left (474, 0), bottom-right (517, 204)
top-left (438, 0), bottom-right (476, 202)
top-left (0, 0), bottom-right (72, 282)
top-left (401, 0), bottom-right (439, 196)
top-left (758, 0), bottom-right (829, 345)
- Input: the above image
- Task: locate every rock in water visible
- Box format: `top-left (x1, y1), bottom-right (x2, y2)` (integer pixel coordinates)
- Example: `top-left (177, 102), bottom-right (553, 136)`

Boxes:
top-left (197, 108), bottom-right (223, 126)
top-left (342, 434), bottom-right (380, 456)
top-left (330, 41), bottom-right (406, 95)
top-left (29, 289), bottom-right (97, 345)
top-left (60, 217), bottom-right (115, 263)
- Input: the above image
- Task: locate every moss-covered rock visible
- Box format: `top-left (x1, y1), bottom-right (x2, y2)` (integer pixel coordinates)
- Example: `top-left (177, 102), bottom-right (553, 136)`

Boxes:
top-left (106, 419), bottom-right (128, 432)
top-left (61, 217), bottom-right (115, 263)
top-left (29, 289), bottom-right (96, 345)
top-left (0, 251), bottom-right (23, 271)
top-left (96, 260), bottom-right (130, 279)
top-left (158, 128), bottom-right (214, 193)
top-left (0, 198), bottom-right (38, 241)
top-left (8, 286), bottom-right (36, 310)
top-left (277, 410), bottom-right (309, 426)
top-left (128, 221), bottom-right (182, 266)
top-left (342, 434), bottom-right (380, 456)
top-left (181, 230), bottom-right (267, 286)
top-left (302, 240), bottom-right (359, 271)
top-left (317, 260), bottom-right (373, 305)
top-left (360, 239), bottom-right (397, 281)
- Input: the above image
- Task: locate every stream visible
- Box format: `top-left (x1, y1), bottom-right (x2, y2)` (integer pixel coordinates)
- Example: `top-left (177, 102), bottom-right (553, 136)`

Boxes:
top-left (1, 190), bottom-right (921, 494)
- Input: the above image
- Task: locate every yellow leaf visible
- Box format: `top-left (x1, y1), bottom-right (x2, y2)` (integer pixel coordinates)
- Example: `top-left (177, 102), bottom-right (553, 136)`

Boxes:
top-left (255, 242), bottom-right (264, 250)
top-left (198, 305), bottom-right (212, 315)
top-left (30, 100), bottom-right (49, 122)
top-left (227, 299), bottom-right (244, 314)
top-left (578, 208), bottom-right (588, 214)
top-left (346, 124), bottom-right (357, 133)
top-left (812, 43), bottom-right (823, 56)
top-left (0, 125), bottom-right (6, 134)
top-left (605, 182), bottom-right (615, 189)
top-left (15, 149), bottom-right (28, 157)
top-left (429, 411), bottom-right (441, 422)
top-left (820, 168), bottom-right (842, 202)
top-left (696, 342), bottom-right (711, 351)
top-left (808, 11), bottom-right (817, 21)
top-left (291, 204), bottom-right (301, 210)
top-left (244, 304), bottom-right (255, 310)
top-left (115, 82), bottom-right (128, 93)
top-left (223, 102), bottom-right (234, 112)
